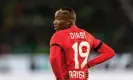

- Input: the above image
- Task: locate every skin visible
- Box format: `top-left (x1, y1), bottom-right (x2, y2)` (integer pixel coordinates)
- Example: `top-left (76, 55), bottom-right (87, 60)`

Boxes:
top-left (53, 9), bottom-right (75, 31)
top-left (53, 9), bottom-right (89, 79)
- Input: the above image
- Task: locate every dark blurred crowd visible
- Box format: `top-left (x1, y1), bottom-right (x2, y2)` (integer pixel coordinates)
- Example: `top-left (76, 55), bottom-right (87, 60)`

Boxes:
top-left (1, 0), bottom-right (133, 54)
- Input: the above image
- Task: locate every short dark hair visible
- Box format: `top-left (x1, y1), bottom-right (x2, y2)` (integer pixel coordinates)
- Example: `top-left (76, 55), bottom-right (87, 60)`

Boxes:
top-left (60, 7), bottom-right (76, 21)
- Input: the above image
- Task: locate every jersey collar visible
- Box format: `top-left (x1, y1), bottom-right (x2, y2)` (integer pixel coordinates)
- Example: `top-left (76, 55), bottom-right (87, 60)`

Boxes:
top-left (71, 25), bottom-right (78, 28)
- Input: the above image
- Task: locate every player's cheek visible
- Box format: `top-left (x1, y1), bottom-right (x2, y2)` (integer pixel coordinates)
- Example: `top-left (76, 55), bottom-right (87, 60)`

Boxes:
top-left (60, 20), bottom-right (66, 25)
top-left (58, 21), bottom-right (63, 25)
top-left (56, 20), bottom-right (61, 25)
top-left (54, 19), bottom-right (60, 25)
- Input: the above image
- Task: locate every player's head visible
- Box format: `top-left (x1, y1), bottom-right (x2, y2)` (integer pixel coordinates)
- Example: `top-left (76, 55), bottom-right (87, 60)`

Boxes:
top-left (53, 7), bottom-right (76, 31)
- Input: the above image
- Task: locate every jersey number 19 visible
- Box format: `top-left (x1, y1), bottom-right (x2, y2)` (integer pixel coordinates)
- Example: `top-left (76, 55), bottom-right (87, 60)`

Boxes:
top-left (72, 41), bottom-right (90, 69)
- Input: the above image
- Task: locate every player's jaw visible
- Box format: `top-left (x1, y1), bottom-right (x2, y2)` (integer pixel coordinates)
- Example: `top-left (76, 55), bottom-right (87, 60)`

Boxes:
top-left (54, 25), bottom-right (59, 31)
top-left (53, 21), bottom-right (68, 31)
top-left (53, 22), bottom-right (61, 31)
top-left (54, 25), bottom-right (65, 31)
top-left (53, 21), bottom-right (60, 31)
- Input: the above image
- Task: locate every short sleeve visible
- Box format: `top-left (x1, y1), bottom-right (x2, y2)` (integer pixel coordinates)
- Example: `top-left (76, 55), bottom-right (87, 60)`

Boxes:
top-left (50, 32), bottom-right (64, 51)
top-left (50, 33), bottom-right (61, 46)
top-left (86, 32), bottom-right (101, 50)
top-left (93, 38), bottom-right (100, 49)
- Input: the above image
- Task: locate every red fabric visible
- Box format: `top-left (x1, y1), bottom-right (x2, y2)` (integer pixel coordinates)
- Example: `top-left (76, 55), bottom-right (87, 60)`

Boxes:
top-left (50, 46), bottom-right (64, 80)
top-left (49, 26), bottom-right (115, 80)
top-left (88, 42), bottom-right (115, 67)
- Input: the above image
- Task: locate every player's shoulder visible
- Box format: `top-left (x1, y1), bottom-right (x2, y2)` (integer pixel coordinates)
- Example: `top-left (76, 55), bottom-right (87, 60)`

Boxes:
top-left (52, 30), bottom-right (65, 36)
top-left (50, 30), bottom-right (64, 40)
top-left (50, 30), bottom-right (66, 45)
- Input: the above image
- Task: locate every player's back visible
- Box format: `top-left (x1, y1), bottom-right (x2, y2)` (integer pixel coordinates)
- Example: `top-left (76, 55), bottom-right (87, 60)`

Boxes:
top-left (58, 26), bottom-right (93, 80)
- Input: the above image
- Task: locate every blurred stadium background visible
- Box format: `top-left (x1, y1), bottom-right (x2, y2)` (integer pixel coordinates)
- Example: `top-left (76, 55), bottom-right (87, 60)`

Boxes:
top-left (0, 0), bottom-right (133, 80)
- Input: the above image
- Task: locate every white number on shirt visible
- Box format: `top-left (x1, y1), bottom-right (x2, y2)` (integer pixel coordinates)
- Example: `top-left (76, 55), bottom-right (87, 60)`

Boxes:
top-left (72, 41), bottom-right (90, 69)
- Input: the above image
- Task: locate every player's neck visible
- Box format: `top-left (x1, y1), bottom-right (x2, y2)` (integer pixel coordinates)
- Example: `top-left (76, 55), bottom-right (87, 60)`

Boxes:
top-left (68, 24), bottom-right (75, 28)
top-left (70, 23), bottom-right (76, 27)
top-left (71, 23), bottom-right (77, 27)
top-left (62, 23), bottom-right (76, 30)
top-left (72, 22), bottom-right (75, 26)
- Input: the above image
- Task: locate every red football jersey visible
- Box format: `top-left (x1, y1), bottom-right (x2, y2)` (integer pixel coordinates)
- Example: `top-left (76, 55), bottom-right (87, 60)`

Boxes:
top-left (50, 26), bottom-right (115, 80)
top-left (50, 26), bottom-right (100, 80)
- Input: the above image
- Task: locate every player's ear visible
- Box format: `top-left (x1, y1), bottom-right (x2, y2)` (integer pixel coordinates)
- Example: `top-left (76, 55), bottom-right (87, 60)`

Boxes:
top-left (67, 20), bottom-right (72, 25)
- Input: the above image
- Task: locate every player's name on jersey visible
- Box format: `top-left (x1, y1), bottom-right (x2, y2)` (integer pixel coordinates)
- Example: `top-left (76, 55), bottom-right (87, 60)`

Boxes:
top-left (69, 32), bottom-right (86, 39)
top-left (69, 70), bottom-right (85, 79)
